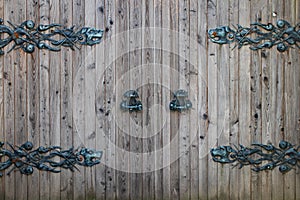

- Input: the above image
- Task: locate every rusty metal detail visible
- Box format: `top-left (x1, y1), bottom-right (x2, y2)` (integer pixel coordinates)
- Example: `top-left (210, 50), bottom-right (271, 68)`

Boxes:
top-left (210, 140), bottom-right (300, 173)
top-left (208, 19), bottom-right (300, 52)
top-left (0, 141), bottom-right (102, 176)
top-left (120, 90), bottom-right (143, 112)
top-left (169, 90), bottom-right (192, 112)
top-left (0, 18), bottom-right (103, 55)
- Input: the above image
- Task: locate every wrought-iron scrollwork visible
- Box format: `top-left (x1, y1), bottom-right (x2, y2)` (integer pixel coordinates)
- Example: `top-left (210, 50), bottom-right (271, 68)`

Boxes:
top-left (0, 141), bottom-right (102, 176)
top-left (210, 140), bottom-right (300, 173)
top-left (0, 19), bottom-right (104, 55)
top-left (208, 19), bottom-right (300, 52)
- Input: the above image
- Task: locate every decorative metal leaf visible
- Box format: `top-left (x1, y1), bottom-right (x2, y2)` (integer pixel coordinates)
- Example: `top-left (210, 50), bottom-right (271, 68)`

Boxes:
top-left (211, 140), bottom-right (300, 173)
top-left (0, 141), bottom-right (102, 176)
top-left (0, 19), bottom-right (104, 55)
top-left (208, 19), bottom-right (300, 52)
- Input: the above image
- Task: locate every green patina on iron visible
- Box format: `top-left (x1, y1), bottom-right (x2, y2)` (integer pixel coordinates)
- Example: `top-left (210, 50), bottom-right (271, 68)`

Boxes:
top-left (0, 18), bottom-right (104, 55)
top-left (211, 140), bottom-right (300, 173)
top-left (0, 141), bottom-right (102, 176)
top-left (208, 19), bottom-right (300, 52)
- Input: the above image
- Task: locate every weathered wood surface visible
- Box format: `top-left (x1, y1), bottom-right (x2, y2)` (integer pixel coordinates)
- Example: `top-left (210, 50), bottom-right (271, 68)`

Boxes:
top-left (0, 0), bottom-right (299, 199)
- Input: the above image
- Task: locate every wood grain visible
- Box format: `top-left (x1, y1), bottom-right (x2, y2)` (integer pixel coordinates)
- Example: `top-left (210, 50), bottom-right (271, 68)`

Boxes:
top-left (0, 0), bottom-right (4, 198)
top-left (169, 0), bottom-right (180, 199)
top-left (49, 0), bottom-right (61, 199)
top-left (26, 0), bottom-right (40, 199)
top-left (178, 0), bottom-right (191, 199)
top-left (14, 1), bottom-right (28, 199)
top-left (228, 1), bottom-right (240, 199)
top-left (189, 0), bottom-right (199, 199)
top-left (95, 0), bottom-right (106, 199)
top-left (60, 1), bottom-right (74, 199)
top-left (0, 0), bottom-right (298, 199)
top-left (269, 1), bottom-right (282, 200)
top-left (39, 0), bottom-right (51, 199)
top-left (141, 0), bottom-right (156, 199)
top-left (4, 1), bottom-right (16, 199)
top-left (207, 0), bottom-right (218, 199)
top-left (238, 1), bottom-right (251, 199)
top-left (101, 0), bottom-right (117, 199)
top-left (198, 0), bottom-right (208, 199)
top-left (217, 1), bottom-right (230, 199)
top-left (250, 1), bottom-right (263, 200)
top-left (153, 0), bottom-right (163, 199)
top-left (161, 1), bottom-right (171, 199)
top-left (115, 0), bottom-right (130, 199)
top-left (72, 0), bottom-right (86, 199)
top-left (84, 0), bottom-right (97, 199)
top-left (129, 0), bottom-right (143, 199)
top-left (283, 1), bottom-right (297, 199)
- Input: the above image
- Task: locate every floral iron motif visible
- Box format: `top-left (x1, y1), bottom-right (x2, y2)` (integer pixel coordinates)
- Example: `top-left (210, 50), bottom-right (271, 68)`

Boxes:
top-left (0, 141), bottom-right (102, 176)
top-left (208, 19), bottom-right (300, 52)
top-left (211, 140), bottom-right (300, 173)
top-left (0, 18), bottom-right (104, 55)
top-left (169, 90), bottom-right (192, 112)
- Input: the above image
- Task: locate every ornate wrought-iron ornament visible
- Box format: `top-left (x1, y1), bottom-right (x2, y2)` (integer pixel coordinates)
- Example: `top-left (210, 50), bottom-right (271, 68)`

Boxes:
top-left (211, 140), bottom-right (300, 173)
top-left (0, 141), bottom-right (102, 176)
top-left (208, 19), bottom-right (300, 52)
top-left (0, 18), bottom-right (103, 55)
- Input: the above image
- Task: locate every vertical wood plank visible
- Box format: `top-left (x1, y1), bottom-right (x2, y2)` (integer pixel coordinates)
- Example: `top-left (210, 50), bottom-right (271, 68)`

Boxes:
top-left (238, 1), bottom-right (251, 199)
top-left (3, 59), bottom-right (15, 199)
top-left (207, 0), bottom-right (218, 199)
top-left (13, 1), bottom-right (28, 199)
top-left (26, 0), bottom-right (40, 199)
top-left (153, 0), bottom-right (163, 199)
top-left (178, 0), bottom-right (190, 199)
top-left (189, 0), bottom-right (199, 198)
top-left (115, 0), bottom-right (130, 199)
top-left (141, 0), bottom-right (155, 199)
top-left (293, 1), bottom-right (300, 199)
top-left (268, 34), bottom-right (284, 200)
top-left (59, 1), bottom-right (73, 199)
top-left (266, 1), bottom-right (281, 199)
top-left (283, 1), bottom-right (297, 199)
top-left (228, 0), bottom-right (239, 199)
top-left (128, 0), bottom-right (143, 199)
top-left (3, 1), bottom-right (16, 199)
top-left (101, 0), bottom-right (117, 199)
top-left (217, 0), bottom-right (231, 199)
top-left (95, 0), bottom-right (106, 199)
top-left (84, 0), bottom-right (97, 199)
top-left (49, 0), bottom-right (61, 199)
top-left (249, 1), bottom-right (264, 200)
top-left (0, 0), bottom-right (5, 198)
top-left (272, 2), bottom-right (285, 200)
top-left (169, 1), bottom-right (180, 199)
top-left (161, 1), bottom-right (171, 199)
top-left (72, 0), bottom-right (86, 199)
top-left (39, 0), bottom-right (51, 199)
top-left (198, 0), bottom-right (208, 199)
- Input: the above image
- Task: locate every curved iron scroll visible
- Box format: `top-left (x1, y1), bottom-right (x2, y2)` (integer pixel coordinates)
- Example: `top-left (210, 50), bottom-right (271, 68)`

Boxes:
top-left (0, 18), bottom-right (104, 55)
top-left (208, 19), bottom-right (300, 52)
top-left (211, 140), bottom-right (300, 173)
top-left (0, 141), bottom-right (102, 176)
